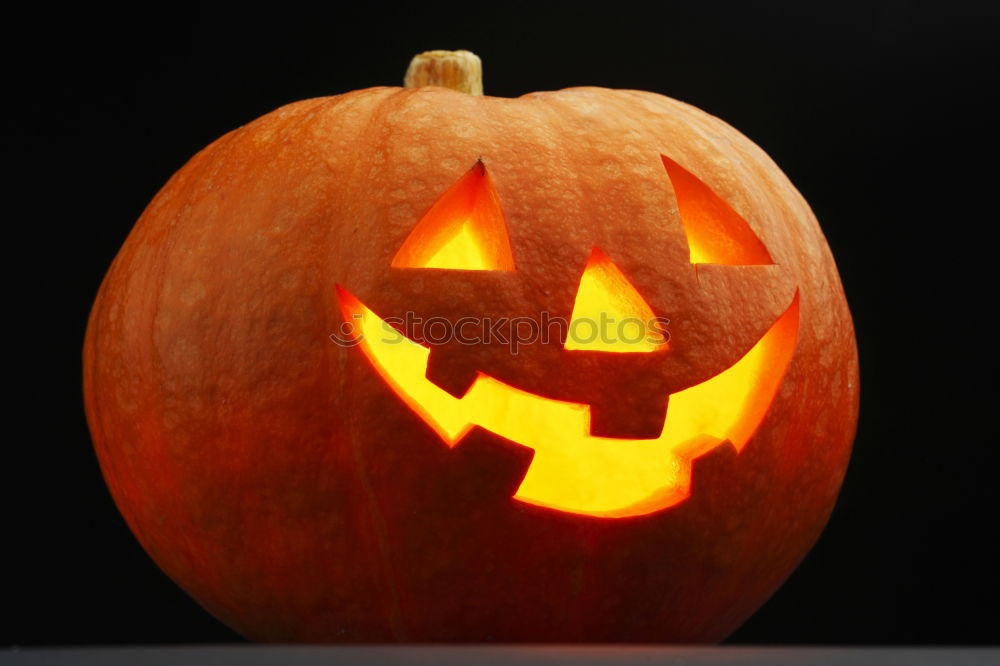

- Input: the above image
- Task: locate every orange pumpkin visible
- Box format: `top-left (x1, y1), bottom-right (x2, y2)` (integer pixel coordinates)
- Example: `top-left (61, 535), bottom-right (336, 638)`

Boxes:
top-left (83, 51), bottom-right (858, 641)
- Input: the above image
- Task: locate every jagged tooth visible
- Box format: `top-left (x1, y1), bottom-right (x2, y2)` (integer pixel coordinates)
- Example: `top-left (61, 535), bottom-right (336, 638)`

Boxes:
top-left (425, 345), bottom-right (479, 398)
top-left (589, 394), bottom-right (669, 440)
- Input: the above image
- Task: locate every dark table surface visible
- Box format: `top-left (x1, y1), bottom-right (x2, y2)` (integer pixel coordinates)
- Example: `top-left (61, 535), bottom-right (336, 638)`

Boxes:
top-left (4, 646), bottom-right (1000, 665)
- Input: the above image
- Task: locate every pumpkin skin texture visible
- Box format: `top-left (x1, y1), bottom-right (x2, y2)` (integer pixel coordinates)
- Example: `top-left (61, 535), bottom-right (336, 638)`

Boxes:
top-left (83, 85), bottom-right (858, 641)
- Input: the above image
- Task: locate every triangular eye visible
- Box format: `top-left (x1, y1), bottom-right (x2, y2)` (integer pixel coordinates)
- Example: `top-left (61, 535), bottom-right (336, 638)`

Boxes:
top-left (392, 160), bottom-right (515, 271)
top-left (565, 247), bottom-right (667, 353)
top-left (661, 154), bottom-right (773, 265)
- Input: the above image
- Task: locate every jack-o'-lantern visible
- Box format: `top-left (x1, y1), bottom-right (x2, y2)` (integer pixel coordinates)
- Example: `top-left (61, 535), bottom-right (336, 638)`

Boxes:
top-left (83, 50), bottom-right (858, 642)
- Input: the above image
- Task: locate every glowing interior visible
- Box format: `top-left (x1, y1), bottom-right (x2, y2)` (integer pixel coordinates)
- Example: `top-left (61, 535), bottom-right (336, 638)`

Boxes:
top-left (565, 247), bottom-right (666, 353)
top-left (391, 161), bottom-right (515, 271)
top-left (337, 286), bottom-right (799, 518)
top-left (423, 223), bottom-right (490, 270)
top-left (661, 155), bottom-right (773, 265)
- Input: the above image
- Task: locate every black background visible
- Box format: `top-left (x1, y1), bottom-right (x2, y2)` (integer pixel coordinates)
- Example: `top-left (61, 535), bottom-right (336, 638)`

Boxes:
top-left (10, 0), bottom-right (999, 646)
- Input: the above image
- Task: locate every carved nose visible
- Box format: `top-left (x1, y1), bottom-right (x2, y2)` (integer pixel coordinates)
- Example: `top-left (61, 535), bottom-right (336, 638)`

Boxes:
top-left (564, 247), bottom-right (667, 353)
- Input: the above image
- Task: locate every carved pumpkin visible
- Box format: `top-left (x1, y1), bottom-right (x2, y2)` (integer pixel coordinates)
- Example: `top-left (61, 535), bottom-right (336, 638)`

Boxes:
top-left (83, 51), bottom-right (858, 641)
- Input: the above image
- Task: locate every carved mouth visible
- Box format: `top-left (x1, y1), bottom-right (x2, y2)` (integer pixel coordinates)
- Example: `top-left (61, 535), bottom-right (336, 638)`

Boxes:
top-left (336, 287), bottom-right (799, 518)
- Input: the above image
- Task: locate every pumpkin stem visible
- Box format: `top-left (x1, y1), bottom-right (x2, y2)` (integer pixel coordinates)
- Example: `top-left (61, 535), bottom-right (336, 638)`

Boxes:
top-left (404, 50), bottom-right (483, 95)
